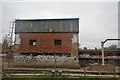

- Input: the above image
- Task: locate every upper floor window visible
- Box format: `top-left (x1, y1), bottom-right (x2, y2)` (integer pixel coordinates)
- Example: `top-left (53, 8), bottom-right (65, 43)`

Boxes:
top-left (54, 40), bottom-right (61, 46)
top-left (30, 40), bottom-right (37, 46)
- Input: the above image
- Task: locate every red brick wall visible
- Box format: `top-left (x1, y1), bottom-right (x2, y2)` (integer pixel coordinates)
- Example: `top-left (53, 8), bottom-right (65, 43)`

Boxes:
top-left (19, 33), bottom-right (73, 54)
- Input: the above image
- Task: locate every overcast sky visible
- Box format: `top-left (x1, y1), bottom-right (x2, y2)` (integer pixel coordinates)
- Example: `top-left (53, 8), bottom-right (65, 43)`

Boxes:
top-left (1, 0), bottom-right (119, 49)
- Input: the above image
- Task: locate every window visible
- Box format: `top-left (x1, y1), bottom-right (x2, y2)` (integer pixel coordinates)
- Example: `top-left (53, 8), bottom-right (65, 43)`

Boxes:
top-left (48, 28), bottom-right (54, 32)
top-left (54, 40), bottom-right (61, 46)
top-left (30, 40), bottom-right (37, 46)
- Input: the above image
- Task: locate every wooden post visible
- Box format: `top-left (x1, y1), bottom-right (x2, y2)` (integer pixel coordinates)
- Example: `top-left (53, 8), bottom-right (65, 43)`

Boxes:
top-left (54, 54), bottom-right (56, 75)
top-left (84, 59), bottom-right (86, 77)
top-left (84, 66), bottom-right (86, 77)
top-left (34, 56), bottom-right (36, 76)
top-left (113, 57), bottom-right (116, 78)
top-left (113, 65), bottom-right (116, 78)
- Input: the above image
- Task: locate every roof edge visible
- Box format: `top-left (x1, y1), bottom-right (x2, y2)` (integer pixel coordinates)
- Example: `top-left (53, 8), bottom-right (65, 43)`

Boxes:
top-left (15, 18), bottom-right (79, 21)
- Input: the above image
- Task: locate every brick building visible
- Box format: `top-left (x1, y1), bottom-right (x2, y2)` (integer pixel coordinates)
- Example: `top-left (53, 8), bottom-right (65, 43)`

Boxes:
top-left (14, 18), bottom-right (79, 56)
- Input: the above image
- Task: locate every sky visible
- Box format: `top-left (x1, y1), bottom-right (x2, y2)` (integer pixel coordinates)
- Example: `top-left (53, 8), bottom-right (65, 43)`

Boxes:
top-left (1, 0), bottom-right (119, 49)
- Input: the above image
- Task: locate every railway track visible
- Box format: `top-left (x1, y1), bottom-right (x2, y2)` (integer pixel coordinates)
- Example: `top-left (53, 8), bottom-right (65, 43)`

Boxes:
top-left (3, 68), bottom-right (120, 77)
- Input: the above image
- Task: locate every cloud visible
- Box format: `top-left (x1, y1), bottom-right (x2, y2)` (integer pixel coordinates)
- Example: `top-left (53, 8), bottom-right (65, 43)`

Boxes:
top-left (0, 2), bottom-right (1, 24)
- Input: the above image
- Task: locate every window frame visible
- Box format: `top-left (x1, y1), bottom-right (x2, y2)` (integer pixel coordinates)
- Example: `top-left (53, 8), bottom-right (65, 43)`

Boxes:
top-left (29, 40), bottom-right (37, 46)
top-left (54, 40), bottom-right (62, 46)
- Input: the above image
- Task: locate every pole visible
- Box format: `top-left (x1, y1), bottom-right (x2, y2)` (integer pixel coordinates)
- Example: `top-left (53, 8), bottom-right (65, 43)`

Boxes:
top-left (101, 39), bottom-right (120, 65)
top-left (34, 56), bottom-right (36, 76)
top-left (54, 54), bottom-right (56, 75)
top-left (9, 22), bottom-right (14, 48)
top-left (101, 42), bottom-right (104, 65)
top-left (113, 61), bottom-right (116, 77)
top-left (113, 53), bottom-right (116, 77)
top-left (2, 52), bottom-right (4, 77)
top-left (84, 59), bottom-right (86, 77)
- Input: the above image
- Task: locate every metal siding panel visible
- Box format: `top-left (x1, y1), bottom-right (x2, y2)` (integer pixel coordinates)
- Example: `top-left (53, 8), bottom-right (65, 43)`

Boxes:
top-left (15, 19), bottom-right (79, 33)
top-left (73, 20), bottom-right (76, 32)
top-left (69, 21), bottom-right (72, 32)
top-left (76, 20), bottom-right (79, 32)
top-left (53, 21), bottom-right (56, 32)
top-left (73, 20), bottom-right (79, 33)
top-left (59, 21), bottom-right (63, 32)
top-left (39, 21), bottom-right (42, 32)
top-left (45, 21), bottom-right (48, 32)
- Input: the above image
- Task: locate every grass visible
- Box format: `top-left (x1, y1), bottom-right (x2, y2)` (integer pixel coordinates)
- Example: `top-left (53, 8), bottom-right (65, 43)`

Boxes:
top-left (2, 75), bottom-right (120, 80)
top-left (9, 75), bottom-right (120, 78)
top-left (14, 75), bottom-right (69, 78)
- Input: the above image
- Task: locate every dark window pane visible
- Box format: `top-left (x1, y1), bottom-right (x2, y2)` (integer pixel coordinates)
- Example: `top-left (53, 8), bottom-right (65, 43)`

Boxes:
top-left (54, 40), bottom-right (61, 45)
top-left (30, 40), bottom-right (37, 45)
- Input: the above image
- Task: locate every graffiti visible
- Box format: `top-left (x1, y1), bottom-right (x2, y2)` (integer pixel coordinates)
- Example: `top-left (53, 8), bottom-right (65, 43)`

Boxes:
top-left (14, 55), bottom-right (75, 63)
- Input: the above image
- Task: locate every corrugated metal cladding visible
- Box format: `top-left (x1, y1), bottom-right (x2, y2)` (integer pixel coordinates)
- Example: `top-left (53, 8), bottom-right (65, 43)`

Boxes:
top-left (15, 18), bottom-right (79, 33)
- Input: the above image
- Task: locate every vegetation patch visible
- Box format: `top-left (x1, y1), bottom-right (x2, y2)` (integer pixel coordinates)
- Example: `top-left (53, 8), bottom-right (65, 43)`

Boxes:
top-left (2, 75), bottom-right (120, 80)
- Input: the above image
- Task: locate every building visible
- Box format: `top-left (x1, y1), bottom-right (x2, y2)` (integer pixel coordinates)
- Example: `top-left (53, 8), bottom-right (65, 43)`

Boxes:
top-left (14, 18), bottom-right (79, 56)
top-left (78, 49), bottom-right (120, 66)
top-left (79, 49), bottom-right (120, 58)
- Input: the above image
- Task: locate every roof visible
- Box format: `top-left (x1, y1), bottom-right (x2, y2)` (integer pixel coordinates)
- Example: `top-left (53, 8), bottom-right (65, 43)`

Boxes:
top-left (79, 49), bottom-right (120, 52)
top-left (15, 18), bottom-right (79, 33)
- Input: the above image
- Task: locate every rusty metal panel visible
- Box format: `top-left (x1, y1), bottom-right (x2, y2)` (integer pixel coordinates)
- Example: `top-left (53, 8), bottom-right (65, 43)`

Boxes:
top-left (15, 18), bottom-right (79, 33)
